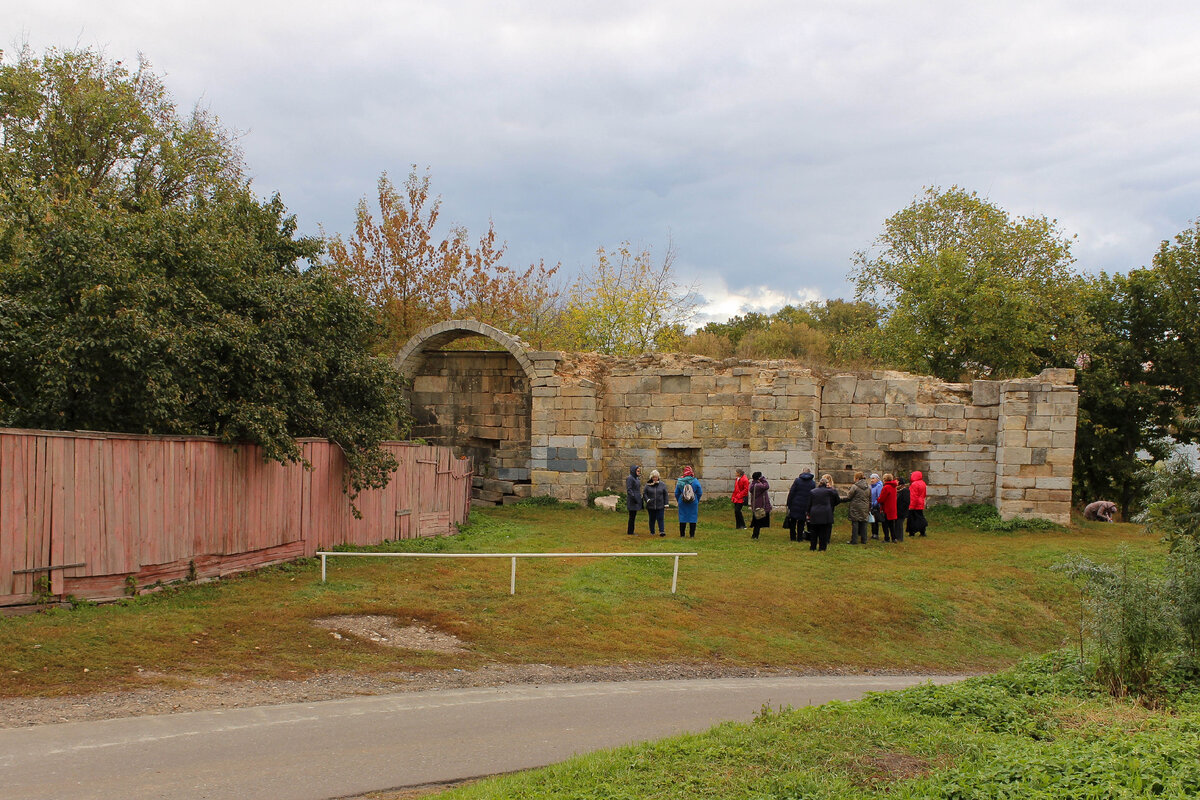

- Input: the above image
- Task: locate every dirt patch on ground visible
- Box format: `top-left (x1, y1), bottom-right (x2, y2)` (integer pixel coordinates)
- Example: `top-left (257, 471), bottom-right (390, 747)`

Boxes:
top-left (0, 662), bottom-right (934, 730)
top-left (852, 750), bottom-right (938, 786)
top-left (312, 615), bottom-right (468, 653)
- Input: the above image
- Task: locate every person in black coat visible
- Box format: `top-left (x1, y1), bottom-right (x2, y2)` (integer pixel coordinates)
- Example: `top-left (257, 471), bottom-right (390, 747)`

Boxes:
top-left (642, 469), bottom-right (668, 536)
top-left (625, 465), bottom-right (643, 536)
top-left (785, 469), bottom-right (816, 543)
top-left (894, 476), bottom-right (910, 543)
top-left (806, 474), bottom-right (841, 552)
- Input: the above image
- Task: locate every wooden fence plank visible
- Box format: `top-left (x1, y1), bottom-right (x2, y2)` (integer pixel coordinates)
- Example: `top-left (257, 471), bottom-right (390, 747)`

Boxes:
top-left (0, 429), bottom-right (471, 605)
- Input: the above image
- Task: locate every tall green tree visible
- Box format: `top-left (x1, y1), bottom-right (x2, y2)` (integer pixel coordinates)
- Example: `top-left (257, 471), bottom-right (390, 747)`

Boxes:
top-left (1074, 224), bottom-right (1200, 515)
top-left (0, 47), bottom-right (408, 494)
top-left (853, 186), bottom-right (1092, 380)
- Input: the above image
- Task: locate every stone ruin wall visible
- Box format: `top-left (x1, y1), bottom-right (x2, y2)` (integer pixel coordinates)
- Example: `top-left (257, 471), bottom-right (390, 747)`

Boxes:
top-left (397, 322), bottom-right (1078, 523)
top-left (409, 351), bottom-right (534, 503)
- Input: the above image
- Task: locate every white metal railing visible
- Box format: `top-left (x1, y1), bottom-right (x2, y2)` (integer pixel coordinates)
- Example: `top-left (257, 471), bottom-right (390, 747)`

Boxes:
top-left (315, 551), bottom-right (698, 594)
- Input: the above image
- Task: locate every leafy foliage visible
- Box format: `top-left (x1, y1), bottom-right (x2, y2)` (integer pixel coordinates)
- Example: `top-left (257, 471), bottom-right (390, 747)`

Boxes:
top-left (685, 299), bottom-right (881, 364)
top-left (853, 186), bottom-right (1091, 380)
top-left (1135, 452), bottom-right (1200, 549)
top-left (0, 47), bottom-right (408, 494)
top-left (324, 168), bottom-right (560, 354)
top-left (555, 239), bottom-right (697, 355)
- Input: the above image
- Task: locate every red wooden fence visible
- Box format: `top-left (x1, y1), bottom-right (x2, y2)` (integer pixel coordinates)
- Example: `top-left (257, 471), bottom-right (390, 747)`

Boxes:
top-left (0, 429), bottom-right (473, 606)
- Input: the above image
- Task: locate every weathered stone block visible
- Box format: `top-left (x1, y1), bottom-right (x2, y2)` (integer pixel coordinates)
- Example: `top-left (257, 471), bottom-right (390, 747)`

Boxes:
top-left (661, 421), bottom-right (693, 439)
top-left (966, 419), bottom-right (998, 444)
top-left (823, 375), bottom-right (858, 404)
top-left (972, 380), bottom-right (1001, 406)
top-left (885, 380), bottom-right (918, 404)
top-left (853, 380), bottom-right (886, 403)
top-left (934, 404), bottom-right (966, 419)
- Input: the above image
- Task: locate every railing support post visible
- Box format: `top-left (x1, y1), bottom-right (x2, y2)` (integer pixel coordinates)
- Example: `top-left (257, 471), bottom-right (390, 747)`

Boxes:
top-left (321, 554), bottom-right (327, 583)
top-left (671, 555), bottom-right (680, 594)
top-left (510, 556), bottom-right (517, 595)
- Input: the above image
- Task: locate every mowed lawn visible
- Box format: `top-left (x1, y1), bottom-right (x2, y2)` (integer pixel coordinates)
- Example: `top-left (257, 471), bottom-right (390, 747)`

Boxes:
top-left (0, 502), bottom-right (1153, 697)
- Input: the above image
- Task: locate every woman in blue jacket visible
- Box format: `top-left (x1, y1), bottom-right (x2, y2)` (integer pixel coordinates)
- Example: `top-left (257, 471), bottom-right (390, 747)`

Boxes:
top-left (674, 466), bottom-right (702, 538)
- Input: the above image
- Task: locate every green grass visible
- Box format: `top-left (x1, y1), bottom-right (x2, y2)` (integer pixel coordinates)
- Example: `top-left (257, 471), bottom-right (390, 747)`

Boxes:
top-left (418, 654), bottom-right (1200, 799)
top-left (0, 502), bottom-right (1153, 697)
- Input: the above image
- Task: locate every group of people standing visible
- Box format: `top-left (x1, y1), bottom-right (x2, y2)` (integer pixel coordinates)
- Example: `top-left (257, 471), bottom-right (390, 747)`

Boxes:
top-left (734, 467), bottom-right (929, 549)
top-left (623, 463), bottom-right (928, 546)
top-left (625, 465), bottom-right (703, 538)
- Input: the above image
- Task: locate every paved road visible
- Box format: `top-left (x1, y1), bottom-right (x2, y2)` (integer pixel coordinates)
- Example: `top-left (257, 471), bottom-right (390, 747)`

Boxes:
top-left (0, 675), bottom-right (960, 800)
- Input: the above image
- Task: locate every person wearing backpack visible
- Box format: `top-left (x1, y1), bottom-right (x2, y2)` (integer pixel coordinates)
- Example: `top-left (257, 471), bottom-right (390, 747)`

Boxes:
top-left (674, 466), bottom-right (702, 538)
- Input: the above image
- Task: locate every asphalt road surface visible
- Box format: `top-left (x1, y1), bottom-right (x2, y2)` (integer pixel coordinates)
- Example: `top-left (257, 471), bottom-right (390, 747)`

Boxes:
top-left (0, 674), bottom-right (961, 800)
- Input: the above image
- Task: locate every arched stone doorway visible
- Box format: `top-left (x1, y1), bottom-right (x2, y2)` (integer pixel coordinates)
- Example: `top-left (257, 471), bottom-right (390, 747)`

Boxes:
top-left (395, 321), bottom-right (540, 505)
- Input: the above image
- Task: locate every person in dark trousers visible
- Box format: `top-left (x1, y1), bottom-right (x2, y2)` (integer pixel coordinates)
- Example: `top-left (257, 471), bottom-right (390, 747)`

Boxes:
top-left (878, 473), bottom-right (898, 542)
top-left (894, 475), bottom-right (910, 543)
top-left (806, 474), bottom-right (841, 551)
top-left (869, 473), bottom-right (883, 539)
top-left (731, 468), bottom-right (750, 529)
top-left (674, 466), bottom-right (702, 538)
top-left (845, 471), bottom-right (871, 544)
top-left (749, 471), bottom-right (772, 539)
top-left (642, 469), bottom-right (668, 536)
top-left (624, 465), bottom-right (643, 536)
top-left (785, 468), bottom-right (816, 542)
top-left (907, 470), bottom-right (928, 537)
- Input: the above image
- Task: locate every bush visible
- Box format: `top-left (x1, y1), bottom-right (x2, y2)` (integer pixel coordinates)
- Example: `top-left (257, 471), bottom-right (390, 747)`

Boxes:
top-left (1056, 551), bottom-right (1181, 697)
top-left (1136, 453), bottom-right (1200, 549)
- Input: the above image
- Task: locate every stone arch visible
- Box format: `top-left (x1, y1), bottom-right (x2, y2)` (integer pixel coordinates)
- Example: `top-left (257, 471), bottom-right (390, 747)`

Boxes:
top-left (394, 320), bottom-right (537, 384)
top-left (396, 320), bottom-right (541, 506)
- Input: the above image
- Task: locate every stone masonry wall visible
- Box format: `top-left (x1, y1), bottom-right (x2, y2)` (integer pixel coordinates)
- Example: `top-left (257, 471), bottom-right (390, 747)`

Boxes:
top-left (409, 351), bottom-right (532, 503)
top-left (396, 322), bottom-right (1078, 523)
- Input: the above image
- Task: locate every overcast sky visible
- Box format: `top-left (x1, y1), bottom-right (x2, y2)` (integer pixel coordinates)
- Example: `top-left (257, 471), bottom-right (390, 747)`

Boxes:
top-left (11, 1), bottom-right (1200, 325)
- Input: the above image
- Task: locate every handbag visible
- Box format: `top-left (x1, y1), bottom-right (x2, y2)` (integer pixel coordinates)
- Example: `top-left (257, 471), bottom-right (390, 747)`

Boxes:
top-left (753, 506), bottom-right (767, 520)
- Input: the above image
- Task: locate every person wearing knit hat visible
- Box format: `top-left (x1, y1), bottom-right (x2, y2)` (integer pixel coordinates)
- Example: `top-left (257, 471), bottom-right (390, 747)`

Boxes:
top-left (674, 466), bottom-right (702, 538)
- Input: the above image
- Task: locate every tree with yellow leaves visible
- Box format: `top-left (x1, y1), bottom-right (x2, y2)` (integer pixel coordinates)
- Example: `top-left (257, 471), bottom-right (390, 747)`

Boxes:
top-left (556, 239), bottom-right (697, 355)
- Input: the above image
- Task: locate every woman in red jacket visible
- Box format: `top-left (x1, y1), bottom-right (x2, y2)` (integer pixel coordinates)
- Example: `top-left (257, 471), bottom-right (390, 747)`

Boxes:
top-left (731, 468), bottom-right (750, 530)
top-left (878, 473), bottom-right (899, 543)
top-left (907, 470), bottom-right (928, 537)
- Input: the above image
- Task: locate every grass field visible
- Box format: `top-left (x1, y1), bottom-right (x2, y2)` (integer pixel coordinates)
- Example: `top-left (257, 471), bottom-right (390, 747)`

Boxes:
top-left (0, 501), bottom-right (1154, 697)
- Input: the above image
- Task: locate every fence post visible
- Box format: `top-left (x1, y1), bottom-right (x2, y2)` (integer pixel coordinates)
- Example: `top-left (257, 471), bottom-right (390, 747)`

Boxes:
top-left (671, 555), bottom-right (680, 594)
top-left (321, 554), bottom-right (327, 583)
top-left (510, 556), bottom-right (517, 595)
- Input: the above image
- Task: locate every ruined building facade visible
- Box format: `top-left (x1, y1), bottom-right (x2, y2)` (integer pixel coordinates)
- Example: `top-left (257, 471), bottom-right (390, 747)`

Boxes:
top-left (397, 321), bottom-right (1078, 524)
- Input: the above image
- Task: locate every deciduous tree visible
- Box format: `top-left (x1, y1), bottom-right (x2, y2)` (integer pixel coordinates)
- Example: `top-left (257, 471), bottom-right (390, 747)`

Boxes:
top-left (853, 186), bottom-right (1091, 380)
top-left (0, 47), bottom-right (408, 495)
top-left (324, 169), bottom-right (560, 353)
top-left (556, 239), bottom-right (697, 355)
